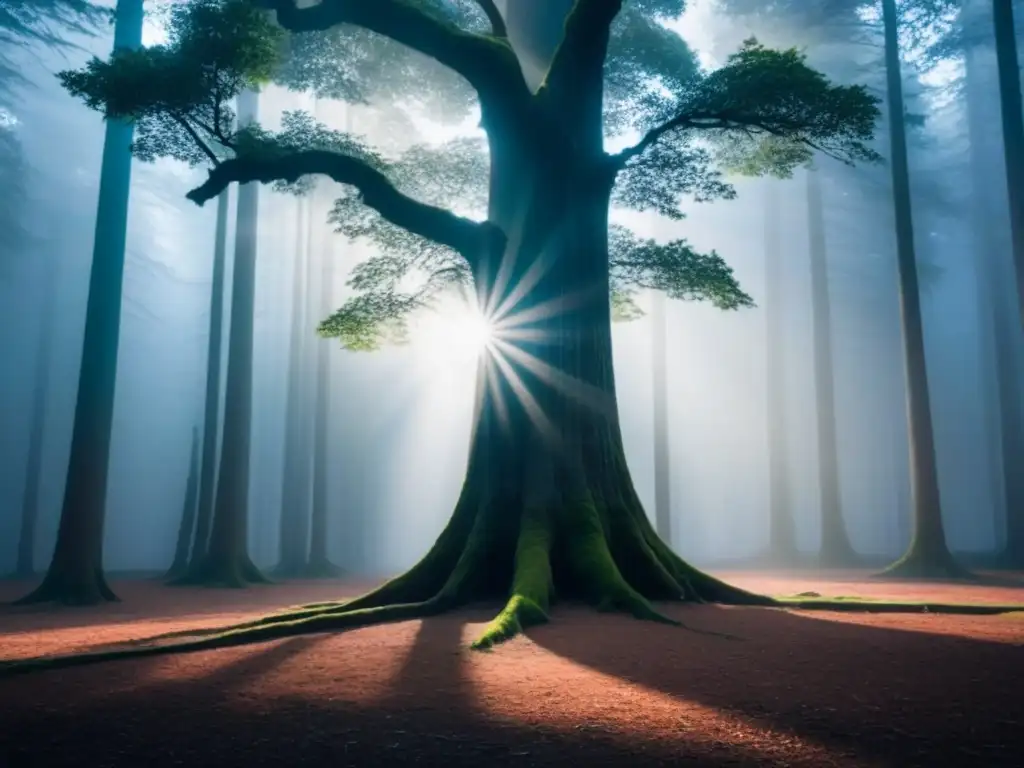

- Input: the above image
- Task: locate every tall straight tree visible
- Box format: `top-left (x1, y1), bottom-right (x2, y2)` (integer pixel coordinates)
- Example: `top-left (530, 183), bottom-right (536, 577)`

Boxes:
top-left (878, 0), bottom-right (959, 578)
top-left (14, 261), bottom-right (58, 578)
top-left (806, 166), bottom-right (856, 565)
top-left (275, 194), bottom-right (312, 576)
top-left (763, 181), bottom-right (796, 560)
top-left (166, 427), bottom-right (201, 579)
top-left (57, 0), bottom-right (881, 649)
top-left (182, 189), bottom-right (231, 578)
top-left (649, 289), bottom-right (672, 544)
top-left (17, 0), bottom-right (144, 605)
top-left (308, 182), bottom-right (342, 577)
top-left (990, 0), bottom-right (1024, 564)
top-left (196, 87), bottom-right (268, 586)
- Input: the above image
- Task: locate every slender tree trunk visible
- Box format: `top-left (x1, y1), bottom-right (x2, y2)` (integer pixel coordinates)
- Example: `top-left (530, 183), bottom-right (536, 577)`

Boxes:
top-left (196, 89), bottom-right (267, 587)
top-left (307, 189), bottom-right (341, 577)
top-left (649, 290), bottom-right (672, 545)
top-left (806, 167), bottom-right (857, 565)
top-left (963, 32), bottom-right (1023, 562)
top-left (878, 0), bottom-right (961, 577)
top-left (181, 189), bottom-right (230, 579)
top-left (990, 0), bottom-right (1024, 564)
top-left (165, 427), bottom-right (200, 579)
top-left (14, 266), bottom-right (58, 578)
top-left (275, 195), bottom-right (312, 576)
top-left (16, 0), bottom-right (144, 605)
top-left (763, 181), bottom-right (797, 560)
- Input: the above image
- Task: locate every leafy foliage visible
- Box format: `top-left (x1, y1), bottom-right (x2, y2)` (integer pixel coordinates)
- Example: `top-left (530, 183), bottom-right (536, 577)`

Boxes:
top-left (57, 0), bottom-right (880, 349)
top-left (59, 0), bottom-right (282, 165)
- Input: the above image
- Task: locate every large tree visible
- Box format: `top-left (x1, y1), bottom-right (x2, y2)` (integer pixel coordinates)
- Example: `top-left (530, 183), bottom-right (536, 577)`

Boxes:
top-left (54, 0), bottom-right (878, 645)
top-left (16, 0), bottom-right (145, 605)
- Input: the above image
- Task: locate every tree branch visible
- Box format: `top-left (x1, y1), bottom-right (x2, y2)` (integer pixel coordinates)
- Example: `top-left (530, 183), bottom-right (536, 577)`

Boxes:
top-left (257, 0), bottom-right (524, 98)
top-left (474, 0), bottom-right (507, 37)
top-left (186, 149), bottom-right (505, 260)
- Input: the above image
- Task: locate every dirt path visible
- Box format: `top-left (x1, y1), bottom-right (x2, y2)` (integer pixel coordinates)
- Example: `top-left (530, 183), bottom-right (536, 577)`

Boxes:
top-left (1, 573), bottom-right (1021, 767)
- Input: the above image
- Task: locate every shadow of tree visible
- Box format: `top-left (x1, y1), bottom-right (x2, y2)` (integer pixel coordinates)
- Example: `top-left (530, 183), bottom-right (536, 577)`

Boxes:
top-left (528, 603), bottom-right (1023, 767)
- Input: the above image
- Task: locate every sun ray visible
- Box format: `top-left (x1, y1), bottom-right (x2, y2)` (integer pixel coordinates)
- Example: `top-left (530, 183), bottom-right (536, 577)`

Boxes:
top-left (487, 344), bottom-right (561, 447)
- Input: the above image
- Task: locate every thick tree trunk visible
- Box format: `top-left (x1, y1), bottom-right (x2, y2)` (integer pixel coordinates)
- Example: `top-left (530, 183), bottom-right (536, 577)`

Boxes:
top-left (763, 181), bottom-right (797, 560)
top-left (275, 195), bottom-right (313, 576)
top-left (14, 267), bottom-right (57, 578)
top-left (16, 0), bottom-right (144, 605)
top-left (307, 196), bottom-right (341, 577)
top-left (806, 168), bottom-right (857, 565)
top-left (990, 0), bottom-right (1024, 565)
top-left (184, 189), bottom-right (230, 575)
top-left (649, 290), bottom-right (672, 545)
top-left (878, 0), bottom-right (961, 578)
top-left (963, 31), bottom-right (1024, 563)
top-left (165, 428), bottom-right (200, 579)
top-left (194, 89), bottom-right (267, 587)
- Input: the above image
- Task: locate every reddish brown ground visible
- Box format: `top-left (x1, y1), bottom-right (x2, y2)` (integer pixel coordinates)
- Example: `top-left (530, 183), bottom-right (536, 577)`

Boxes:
top-left (1, 570), bottom-right (1022, 767)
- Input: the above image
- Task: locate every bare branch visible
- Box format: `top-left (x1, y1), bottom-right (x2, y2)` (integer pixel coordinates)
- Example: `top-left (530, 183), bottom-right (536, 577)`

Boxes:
top-left (186, 148), bottom-right (505, 260)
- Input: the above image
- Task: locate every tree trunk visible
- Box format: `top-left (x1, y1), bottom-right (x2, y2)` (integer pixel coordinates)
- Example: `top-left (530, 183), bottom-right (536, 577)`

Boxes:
top-left (990, 0), bottom-right (1024, 565)
top-left (649, 289), bottom-right (672, 545)
top-left (194, 88), bottom-right (267, 587)
top-left (275, 195), bottom-right (313, 576)
top-left (806, 167), bottom-right (857, 565)
top-left (963, 26), bottom-right (1024, 563)
top-left (14, 265), bottom-right (57, 579)
top-left (878, 0), bottom-right (961, 578)
top-left (307, 188), bottom-right (341, 577)
top-left (183, 189), bottom-right (230, 577)
top-left (165, 427), bottom-right (200, 579)
top-left (16, 0), bottom-right (144, 605)
top-left (763, 181), bottom-right (797, 560)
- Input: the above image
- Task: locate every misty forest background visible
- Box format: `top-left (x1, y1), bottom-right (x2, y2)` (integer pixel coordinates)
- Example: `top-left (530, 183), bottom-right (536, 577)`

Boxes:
top-left (1, 0), bottom-right (1022, 581)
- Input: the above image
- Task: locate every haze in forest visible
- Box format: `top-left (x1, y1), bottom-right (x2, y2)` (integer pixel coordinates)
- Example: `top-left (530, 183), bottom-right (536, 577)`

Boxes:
top-left (1, 0), bottom-right (1020, 582)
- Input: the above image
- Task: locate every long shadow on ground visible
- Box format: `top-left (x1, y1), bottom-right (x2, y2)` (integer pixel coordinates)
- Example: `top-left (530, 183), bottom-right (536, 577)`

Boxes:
top-left (0, 603), bottom-right (848, 768)
top-left (530, 602), bottom-right (1024, 767)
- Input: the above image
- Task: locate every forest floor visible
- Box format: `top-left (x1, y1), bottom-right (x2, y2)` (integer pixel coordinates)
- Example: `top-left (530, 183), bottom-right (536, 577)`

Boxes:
top-left (0, 569), bottom-right (1022, 767)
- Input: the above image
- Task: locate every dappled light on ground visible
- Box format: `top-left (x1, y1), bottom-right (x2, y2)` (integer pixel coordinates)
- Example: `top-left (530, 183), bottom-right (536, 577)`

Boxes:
top-left (1, 574), bottom-right (1022, 766)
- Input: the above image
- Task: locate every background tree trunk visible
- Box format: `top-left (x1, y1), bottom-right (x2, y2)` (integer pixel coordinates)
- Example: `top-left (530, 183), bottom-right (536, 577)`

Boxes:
top-left (14, 261), bottom-right (57, 578)
top-left (184, 189), bottom-right (230, 577)
top-left (308, 188), bottom-right (340, 577)
top-left (806, 167), bottom-right (856, 565)
top-left (166, 427), bottom-right (200, 579)
top-left (763, 181), bottom-right (797, 561)
top-left (275, 194), bottom-right (312, 576)
top-left (16, 0), bottom-right (144, 605)
top-left (879, 0), bottom-right (959, 577)
top-left (649, 289), bottom-right (672, 545)
top-left (198, 88), bottom-right (267, 586)
top-left (990, 0), bottom-right (1024, 565)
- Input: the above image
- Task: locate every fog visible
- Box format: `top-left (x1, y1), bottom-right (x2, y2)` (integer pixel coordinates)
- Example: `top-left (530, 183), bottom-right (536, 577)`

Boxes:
top-left (1, 0), bottom-right (1021, 580)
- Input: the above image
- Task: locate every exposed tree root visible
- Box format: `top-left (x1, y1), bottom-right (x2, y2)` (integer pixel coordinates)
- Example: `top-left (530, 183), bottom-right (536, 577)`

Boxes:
top-left (167, 554), bottom-right (270, 589)
top-left (875, 549), bottom-right (973, 582)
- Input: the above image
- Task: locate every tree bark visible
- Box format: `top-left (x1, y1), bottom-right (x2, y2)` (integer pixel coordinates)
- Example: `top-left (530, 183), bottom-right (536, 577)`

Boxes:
top-left (275, 194), bottom-right (313, 576)
top-left (16, 0), bottom-right (144, 605)
top-left (649, 289), bottom-right (672, 545)
top-left (990, 0), bottom-right (1024, 565)
top-left (165, 427), bottom-right (200, 579)
top-left (194, 89), bottom-right (268, 587)
top-left (806, 167), bottom-right (857, 565)
top-left (13, 265), bottom-right (57, 579)
top-left (184, 189), bottom-right (231, 576)
top-left (763, 180), bottom-right (797, 560)
top-left (878, 0), bottom-right (960, 578)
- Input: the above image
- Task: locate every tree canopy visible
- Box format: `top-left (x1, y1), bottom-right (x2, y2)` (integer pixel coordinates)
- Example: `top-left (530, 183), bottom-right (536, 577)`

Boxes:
top-left (60, 0), bottom-right (879, 347)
